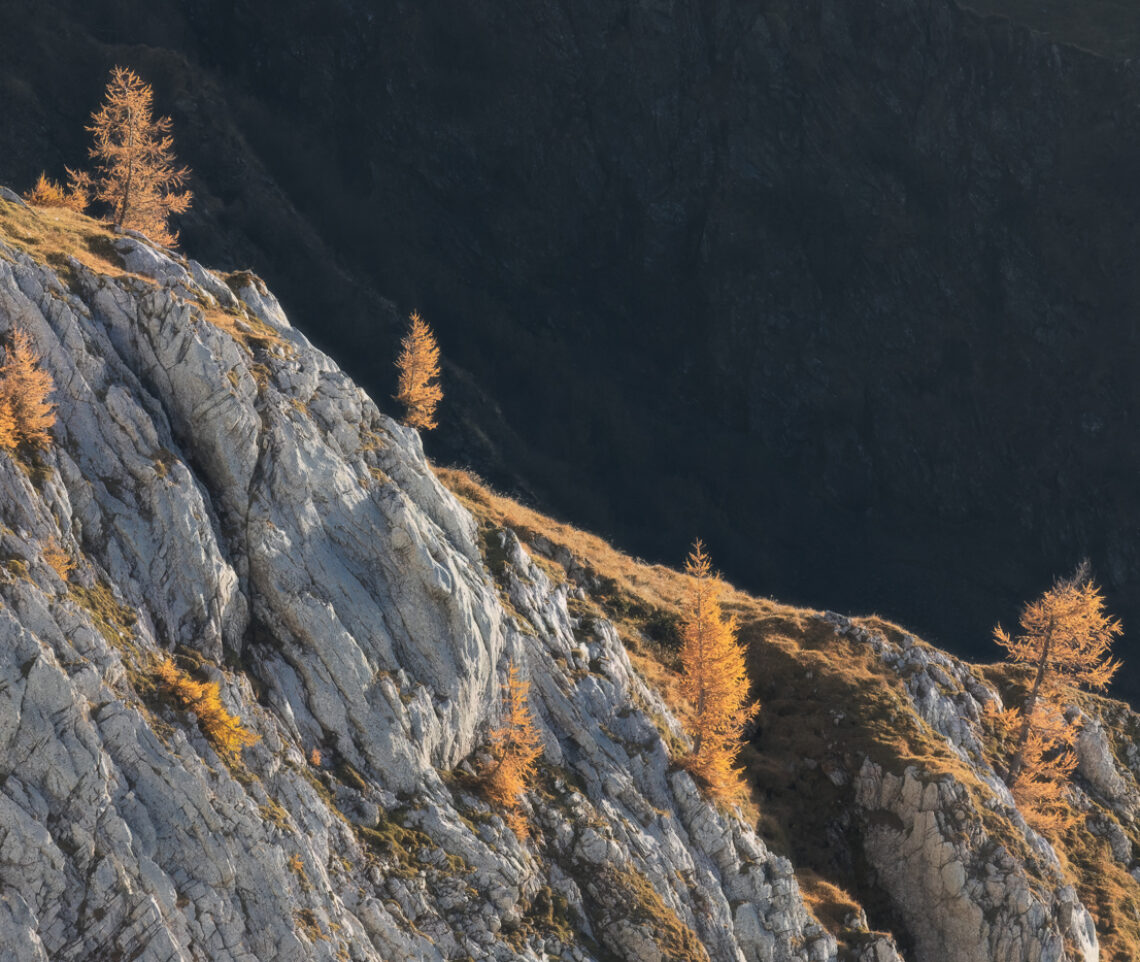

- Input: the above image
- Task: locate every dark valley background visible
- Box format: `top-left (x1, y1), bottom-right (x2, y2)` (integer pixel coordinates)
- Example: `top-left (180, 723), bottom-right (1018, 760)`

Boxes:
top-left (4, 0), bottom-right (1140, 693)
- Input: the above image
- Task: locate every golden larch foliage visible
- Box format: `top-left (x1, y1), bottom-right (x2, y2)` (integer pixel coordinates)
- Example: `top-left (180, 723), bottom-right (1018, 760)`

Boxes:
top-left (995, 565), bottom-right (1121, 699)
top-left (678, 539), bottom-right (758, 805)
top-left (986, 700), bottom-right (1079, 835)
top-left (22, 171), bottom-right (89, 212)
top-left (85, 66), bottom-right (192, 247)
top-left (990, 565), bottom-right (1121, 834)
top-left (483, 660), bottom-right (543, 838)
top-left (0, 326), bottom-right (56, 453)
top-left (996, 565), bottom-right (1120, 784)
top-left (155, 657), bottom-right (259, 763)
top-left (394, 311), bottom-right (442, 430)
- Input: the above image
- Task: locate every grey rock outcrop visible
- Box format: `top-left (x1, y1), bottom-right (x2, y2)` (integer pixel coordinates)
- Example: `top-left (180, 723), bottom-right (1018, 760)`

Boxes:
top-left (0, 203), bottom-right (833, 962)
top-left (6, 201), bottom-right (1140, 962)
top-left (823, 614), bottom-right (1109, 962)
top-left (854, 761), bottom-right (1096, 962)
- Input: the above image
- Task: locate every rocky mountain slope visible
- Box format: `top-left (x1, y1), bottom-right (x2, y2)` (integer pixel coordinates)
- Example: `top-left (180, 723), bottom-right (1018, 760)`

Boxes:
top-left (5, 0), bottom-right (1140, 689)
top-left (2, 194), bottom-right (1140, 961)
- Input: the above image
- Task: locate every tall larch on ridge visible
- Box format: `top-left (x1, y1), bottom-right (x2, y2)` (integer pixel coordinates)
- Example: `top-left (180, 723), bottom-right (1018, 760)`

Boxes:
top-left (989, 564), bottom-right (1122, 833)
top-left (85, 66), bottom-right (191, 247)
top-left (678, 539), bottom-right (758, 805)
top-left (394, 311), bottom-right (443, 430)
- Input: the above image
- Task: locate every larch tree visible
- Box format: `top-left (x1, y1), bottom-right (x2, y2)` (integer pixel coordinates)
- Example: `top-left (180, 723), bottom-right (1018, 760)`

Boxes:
top-left (22, 171), bottom-right (89, 212)
top-left (990, 564), bottom-right (1121, 831)
top-left (483, 660), bottom-right (543, 838)
top-left (155, 657), bottom-right (259, 764)
top-left (394, 311), bottom-right (442, 430)
top-left (678, 540), bottom-right (758, 805)
top-left (0, 326), bottom-right (56, 453)
top-left (85, 66), bottom-right (192, 247)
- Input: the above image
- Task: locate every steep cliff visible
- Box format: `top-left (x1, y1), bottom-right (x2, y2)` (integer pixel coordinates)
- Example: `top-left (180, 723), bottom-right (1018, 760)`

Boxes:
top-left (1, 193), bottom-right (1139, 962)
top-left (0, 193), bottom-right (842, 962)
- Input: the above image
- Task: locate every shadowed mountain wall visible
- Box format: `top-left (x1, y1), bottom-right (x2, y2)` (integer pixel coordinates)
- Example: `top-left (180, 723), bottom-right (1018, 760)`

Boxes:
top-left (3, 0), bottom-right (1140, 691)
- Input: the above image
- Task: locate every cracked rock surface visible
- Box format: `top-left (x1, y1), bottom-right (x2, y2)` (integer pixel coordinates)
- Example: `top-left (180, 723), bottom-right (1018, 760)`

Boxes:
top-left (3, 203), bottom-right (1140, 962)
top-left (0, 209), bottom-right (835, 962)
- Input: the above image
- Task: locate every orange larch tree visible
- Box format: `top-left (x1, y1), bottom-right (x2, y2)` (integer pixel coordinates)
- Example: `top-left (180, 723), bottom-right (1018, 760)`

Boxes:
top-left (483, 660), bottom-right (543, 838)
top-left (394, 312), bottom-right (443, 430)
top-left (678, 539), bottom-right (758, 805)
top-left (22, 172), bottom-right (89, 212)
top-left (0, 326), bottom-right (56, 452)
top-left (85, 66), bottom-right (192, 247)
top-left (155, 657), bottom-right (259, 764)
top-left (989, 564), bottom-right (1121, 832)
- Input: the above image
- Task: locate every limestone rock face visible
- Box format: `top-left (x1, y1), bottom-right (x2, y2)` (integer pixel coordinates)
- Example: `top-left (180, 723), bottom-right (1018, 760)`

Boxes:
top-left (824, 614), bottom-right (1114, 962)
top-left (5, 206), bottom-right (1140, 962)
top-left (0, 210), bottom-right (833, 962)
top-left (853, 762), bottom-right (1096, 962)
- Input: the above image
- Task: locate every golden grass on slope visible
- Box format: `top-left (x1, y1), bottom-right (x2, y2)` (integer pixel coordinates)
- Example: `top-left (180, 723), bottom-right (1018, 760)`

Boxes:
top-left (434, 465), bottom-right (1106, 953)
top-left (0, 195), bottom-right (294, 361)
top-left (1058, 803), bottom-right (1140, 962)
top-left (436, 465), bottom-right (696, 613)
top-left (795, 869), bottom-right (864, 933)
top-left (41, 537), bottom-right (75, 581)
top-left (69, 578), bottom-right (138, 651)
top-left (0, 195), bottom-right (140, 287)
top-left (202, 304), bottom-right (294, 358)
top-left (584, 864), bottom-right (710, 962)
top-left (436, 464), bottom-right (794, 721)
top-left (794, 868), bottom-right (899, 952)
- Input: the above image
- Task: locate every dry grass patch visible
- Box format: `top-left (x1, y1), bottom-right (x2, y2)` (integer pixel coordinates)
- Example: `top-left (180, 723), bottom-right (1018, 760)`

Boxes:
top-left (435, 466), bottom-right (1062, 945)
top-left (69, 578), bottom-right (138, 651)
top-left (201, 303), bottom-right (294, 358)
top-left (796, 869), bottom-right (863, 931)
top-left (0, 195), bottom-right (146, 288)
top-left (287, 852), bottom-right (311, 891)
top-left (42, 537), bottom-right (75, 581)
top-left (0, 197), bottom-right (292, 365)
top-left (1057, 804), bottom-right (1140, 961)
top-left (795, 868), bottom-right (898, 954)
top-left (436, 466), bottom-right (695, 613)
top-left (293, 908), bottom-right (327, 943)
top-left (581, 863), bottom-right (710, 962)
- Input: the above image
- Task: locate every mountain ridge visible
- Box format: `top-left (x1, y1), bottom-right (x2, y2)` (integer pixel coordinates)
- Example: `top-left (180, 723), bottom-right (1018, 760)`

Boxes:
top-left (1, 193), bottom-right (1139, 960)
